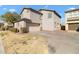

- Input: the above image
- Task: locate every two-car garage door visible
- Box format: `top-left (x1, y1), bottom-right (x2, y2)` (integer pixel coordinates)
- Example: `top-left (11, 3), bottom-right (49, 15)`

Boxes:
top-left (68, 23), bottom-right (79, 30)
top-left (27, 23), bottom-right (40, 32)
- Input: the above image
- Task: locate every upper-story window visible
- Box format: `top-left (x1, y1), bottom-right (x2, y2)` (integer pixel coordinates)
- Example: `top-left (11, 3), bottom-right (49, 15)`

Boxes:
top-left (48, 13), bottom-right (52, 18)
top-left (27, 10), bottom-right (29, 13)
top-left (76, 12), bottom-right (79, 16)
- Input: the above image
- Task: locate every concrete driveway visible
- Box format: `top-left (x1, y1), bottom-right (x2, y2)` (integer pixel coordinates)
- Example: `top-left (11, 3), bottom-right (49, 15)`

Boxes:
top-left (37, 31), bottom-right (79, 54)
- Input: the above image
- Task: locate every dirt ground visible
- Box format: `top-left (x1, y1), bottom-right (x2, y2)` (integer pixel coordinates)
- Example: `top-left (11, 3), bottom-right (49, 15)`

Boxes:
top-left (0, 31), bottom-right (48, 54)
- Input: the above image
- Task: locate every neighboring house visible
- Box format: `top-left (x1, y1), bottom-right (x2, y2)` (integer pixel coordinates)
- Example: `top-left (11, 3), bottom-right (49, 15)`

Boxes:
top-left (39, 9), bottom-right (61, 31)
top-left (65, 9), bottom-right (79, 31)
top-left (14, 8), bottom-right (42, 32)
top-left (0, 23), bottom-right (4, 28)
top-left (4, 22), bottom-right (13, 27)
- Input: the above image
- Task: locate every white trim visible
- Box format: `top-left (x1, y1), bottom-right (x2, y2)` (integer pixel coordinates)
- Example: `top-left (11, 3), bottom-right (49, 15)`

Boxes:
top-left (66, 21), bottom-right (79, 23)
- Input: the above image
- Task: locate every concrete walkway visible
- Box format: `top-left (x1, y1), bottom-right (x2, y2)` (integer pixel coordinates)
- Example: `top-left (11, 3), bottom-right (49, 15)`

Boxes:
top-left (0, 38), bottom-right (5, 54)
top-left (37, 31), bottom-right (79, 54)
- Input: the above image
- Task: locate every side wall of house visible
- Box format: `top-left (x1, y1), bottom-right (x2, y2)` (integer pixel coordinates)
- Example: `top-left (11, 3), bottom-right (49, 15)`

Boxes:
top-left (40, 10), bottom-right (61, 31)
top-left (29, 11), bottom-right (41, 32)
top-left (30, 11), bottom-right (41, 23)
top-left (20, 9), bottom-right (42, 32)
top-left (40, 11), bottom-right (55, 31)
top-left (14, 21), bottom-right (26, 30)
top-left (53, 12), bottom-right (61, 30)
top-left (14, 22), bottom-right (19, 29)
top-left (21, 9), bottom-right (31, 19)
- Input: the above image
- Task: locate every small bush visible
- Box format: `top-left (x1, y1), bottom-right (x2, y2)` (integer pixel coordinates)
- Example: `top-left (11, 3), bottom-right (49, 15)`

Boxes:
top-left (76, 28), bottom-right (79, 32)
top-left (0, 26), bottom-right (5, 31)
top-left (20, 27), bottom-right (28, 33)
top-left (0, 32), bottom-right (8, 37)
top-left (0, 33), bottom-right (5, 36)
top-left (0, 26), bottom-right (9, 31)
top-left (9, 28), bottom-right (19, 33)
top-left (5, 26), bottom-right (9, 30)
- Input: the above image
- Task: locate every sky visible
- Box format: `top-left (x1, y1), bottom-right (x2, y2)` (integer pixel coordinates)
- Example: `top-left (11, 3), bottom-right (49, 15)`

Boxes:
top-left (0, 5), bottom-right (79, 25)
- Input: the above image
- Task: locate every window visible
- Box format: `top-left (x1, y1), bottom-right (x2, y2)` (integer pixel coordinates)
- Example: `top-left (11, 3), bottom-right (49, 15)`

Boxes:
top-left (54, 22), bottom-right (56, 28)
top-left (27, 10), bottom-right (29, 13)
top-left (48, 13), bottom-right (52, 18)
top-left (76, 12), bottom-right (79, 16)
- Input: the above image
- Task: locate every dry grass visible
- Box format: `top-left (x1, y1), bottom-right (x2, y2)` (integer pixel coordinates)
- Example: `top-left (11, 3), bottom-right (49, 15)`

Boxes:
top-left (0, 31), bottom-right (48, 54)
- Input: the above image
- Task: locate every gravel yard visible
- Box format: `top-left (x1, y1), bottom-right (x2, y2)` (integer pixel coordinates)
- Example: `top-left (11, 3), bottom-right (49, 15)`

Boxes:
top-left (0, 31), bottom-right (48, 54)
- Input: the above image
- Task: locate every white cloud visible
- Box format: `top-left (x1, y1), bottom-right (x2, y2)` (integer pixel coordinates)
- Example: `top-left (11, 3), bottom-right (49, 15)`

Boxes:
top-left (41, 5), bottom-right (49, 9)
top-left (66, 7), bottom-right (76, 11)
top-left (3, 8), bottom-right (7, 10)
top-left (9, 9), bottom-right (16, 12)
top-left (43, 5), bottom-right (49, 9)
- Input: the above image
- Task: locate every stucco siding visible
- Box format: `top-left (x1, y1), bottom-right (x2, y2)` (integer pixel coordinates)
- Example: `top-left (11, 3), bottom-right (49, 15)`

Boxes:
top-left (30, 11), bottom-right (41, 23)
top-left (15, 8), bottom-right (61, 32)
top-left (40, 11), bottom-right (54, 31)
top-left (21, 9), bottom-right (31, 19)
top-left (53, 12), bottom-right (61, 30)
top-left (42, 19), bottom-right (54, 31)
top-left (14, 22), bottom-right (19, 29)
top-left (20, 9), bottom-right (42, 32)
top-left (40, 10), bottom-right (61, 31)
top-left (14, 21), bottom-right (27, 31)
top-left (19, 21), bottom-right (26, 28)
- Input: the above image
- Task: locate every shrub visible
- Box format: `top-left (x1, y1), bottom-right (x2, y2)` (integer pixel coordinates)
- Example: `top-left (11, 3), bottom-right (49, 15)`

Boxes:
top-left (0, 26), bottom-right (5, 31)
top-left (76, 28), bottom-right (79, 32)
top-left (0, 26), bottom-right (9, 31)
top-left (0, 32), bottom-right (8, 37)
top-left (9, 28), bottom-right (19, 33)
top-left (5, 26), bottom-right (9, 30)
top-left (20, 27), bottom-right (28, 33)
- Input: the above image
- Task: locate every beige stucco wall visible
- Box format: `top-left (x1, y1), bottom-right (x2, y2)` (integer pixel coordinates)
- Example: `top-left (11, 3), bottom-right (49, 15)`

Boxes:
top-left (14, 22), bottom-right (19, 28)
top-left (14, 21), bottom-right (26, 30)
top-left (40, 10), bottom-right (61, 31)
top-left (21, 9), bottom-right (41, 24)
top-left (20, 9), bottom-right (41, 32)
top-left (40, 11), bottom-right (54, 31)
top-left (53, 12), bottom-right (61, 30)
top-left (14, 21), bottom-right (40, 32)
top-left (21, 9), bottom-right (31, 19)
top-left (30, 11), bottom-right (41, 23)
top-left (15, 9), bottom-right (41, 32)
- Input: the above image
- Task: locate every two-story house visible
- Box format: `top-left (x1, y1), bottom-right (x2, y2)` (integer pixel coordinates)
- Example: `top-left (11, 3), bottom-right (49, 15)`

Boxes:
top-left (14, 8), bottom-right (61, 32)
top-left (39, 9), bottom-right (61, 31)
top-left (65, 9), bottom-right (79, 31)
top-left (14, 8), bottom-right (42, 32)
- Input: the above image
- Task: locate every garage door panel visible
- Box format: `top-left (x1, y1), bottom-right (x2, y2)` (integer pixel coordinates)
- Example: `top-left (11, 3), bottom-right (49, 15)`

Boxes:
top-left (68, 23), bottom-right (79, 30)
top-left (29, 26), bottom-right (40, 32)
